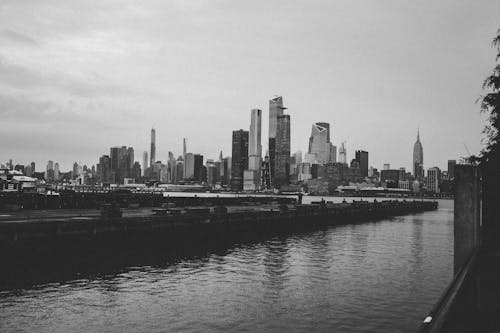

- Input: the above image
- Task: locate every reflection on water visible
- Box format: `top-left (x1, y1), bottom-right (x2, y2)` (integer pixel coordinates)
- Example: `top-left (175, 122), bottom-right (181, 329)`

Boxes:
top-left (0, 198), bottom-right (453, 333)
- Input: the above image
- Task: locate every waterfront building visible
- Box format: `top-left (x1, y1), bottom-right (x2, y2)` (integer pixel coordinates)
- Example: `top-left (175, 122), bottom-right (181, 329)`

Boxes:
top-left (426, 167), bottom-right (441, 193)
top-left (383, 163), bottom-right (390, 171)
top-left (244, 109), bottom-right (262, 191)
top-left (381, 169), bottom-right (400, 188)
top-left (413, 130), bottom-right (424, 180)
top-left (274, 114), bottom-right (291, 188)
top-left (231, 129), bottom-right (249, 191)
top-left (355, 150), bottom-right (369, 178)
top-left (150, 128), bottom-right (156, 167)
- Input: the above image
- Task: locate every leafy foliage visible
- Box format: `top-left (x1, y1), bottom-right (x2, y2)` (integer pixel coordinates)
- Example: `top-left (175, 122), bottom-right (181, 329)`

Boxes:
top-left (479, 28), bottom-right (500, 165)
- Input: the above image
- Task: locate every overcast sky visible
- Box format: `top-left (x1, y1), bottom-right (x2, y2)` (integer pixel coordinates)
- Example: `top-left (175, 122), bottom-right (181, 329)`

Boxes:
top-left (0, 0), bottom-right (498, 171)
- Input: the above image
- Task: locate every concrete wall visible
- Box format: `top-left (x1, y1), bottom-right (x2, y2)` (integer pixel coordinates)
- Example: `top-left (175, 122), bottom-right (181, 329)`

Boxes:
top-left (454, 165), bottom-right (480, 274)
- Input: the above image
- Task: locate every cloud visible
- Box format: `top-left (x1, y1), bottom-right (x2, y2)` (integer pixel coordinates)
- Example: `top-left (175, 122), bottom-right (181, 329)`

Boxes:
top-left (0, 57), bottom-right (130, 98)
top-left (0, 29), bottom-right (38, 46)
top-left (0, 93), bottom-right (76, 123)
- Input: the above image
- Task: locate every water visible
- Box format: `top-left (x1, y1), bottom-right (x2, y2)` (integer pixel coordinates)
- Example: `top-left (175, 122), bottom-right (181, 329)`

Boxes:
top-left (0, 198), bottom-right (453, 332)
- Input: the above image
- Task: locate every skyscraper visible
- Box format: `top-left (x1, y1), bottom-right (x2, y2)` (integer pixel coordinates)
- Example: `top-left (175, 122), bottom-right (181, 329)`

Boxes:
top-left (142, 151), bottom-right (148, 176)
top-left (45, 160), bottom-right (54, 182)
top-left (54, 162), bottom-right (60, 181)
top-left (194, 154), bottom-right (204, 182)
top-left (355, 150), bottom-right (369, 178)
top-left (150, 128), bottom-right (156, 166)
top-left (274, 114), bottom-right (291, 188)
top-left (308, 122), bottom-right (336, 164)
top-left (413, 130), bottom-right (424, 180)
top-left (231, 129), bottom-right (249, 191)
top-left (244, 109), bottom-right (262, 191)
top-left (184, 153), bottom-right (195, 179)
top-left (268, 96), bottom-right (286, 185)
top-left (339, 142), bottom-right (347, 164)
top-left (97, 155), bottom-right (112, 184)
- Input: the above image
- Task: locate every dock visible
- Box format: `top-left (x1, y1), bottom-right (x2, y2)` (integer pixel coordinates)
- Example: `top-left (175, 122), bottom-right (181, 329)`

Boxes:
top-left (0, 199), bottom-right (437, 244)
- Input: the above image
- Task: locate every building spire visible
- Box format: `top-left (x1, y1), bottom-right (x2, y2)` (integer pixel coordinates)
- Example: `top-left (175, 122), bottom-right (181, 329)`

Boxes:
top-left (417, 127), bottom-right (420, 141)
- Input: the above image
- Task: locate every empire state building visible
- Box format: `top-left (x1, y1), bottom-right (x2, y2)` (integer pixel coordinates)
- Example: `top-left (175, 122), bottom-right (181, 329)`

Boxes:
top-left (413, 130), bottom-right (424, 180)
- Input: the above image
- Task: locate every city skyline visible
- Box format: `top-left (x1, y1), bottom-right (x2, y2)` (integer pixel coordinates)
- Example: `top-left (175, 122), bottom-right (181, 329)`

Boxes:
top-left (1, 1), bottom-right (498, 171)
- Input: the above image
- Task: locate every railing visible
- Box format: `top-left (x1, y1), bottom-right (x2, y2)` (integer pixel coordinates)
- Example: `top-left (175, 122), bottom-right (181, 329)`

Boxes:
top-left (416, 248), bottom-right (479, 333)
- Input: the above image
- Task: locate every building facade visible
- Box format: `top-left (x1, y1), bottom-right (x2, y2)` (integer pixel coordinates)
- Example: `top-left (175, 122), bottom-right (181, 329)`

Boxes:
top-left (274, 114), bottom-right (291, 188)
top-left (231, 129), bottom-right (249, 191)
top-left (244, 109), bottom-right (262, 191)
top-left (413, 130), bottom-right (424, 180)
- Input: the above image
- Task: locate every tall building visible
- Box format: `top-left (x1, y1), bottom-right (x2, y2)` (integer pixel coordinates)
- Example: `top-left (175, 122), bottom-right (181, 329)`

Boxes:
top-left (150, 128), bottom-right (156, 166)
top-left (355, 150), bottom-right (369, 178)
top-left (109, 146), bottom-right (134, 184)
top-left (426, 167), bottom-right (441, 193)
top-left (184, 153), bottom-right (195, 179)
top-left (194, 154), bottom-right (204, 182)
top-left (72, 162), bottom-right (79, 180)
top-left (274, 114), bottom-right (291, 188)
top-left (97, 155), bottom-right (112, 184)
top-left (244, 109), bottom-right (262, 191)
top-left (308, 122), bottom-right (336, 164)
top-left (413, 130), bottom-right (424, 180)
top-left (338, 142), bottom-right (347, 164)
top-left (268, 96), bottom-right (286, 185)
top-left (45, 160), bottom-right (54, 182)
top-left (131, 162), bottom-right (141, 180)
top-left (25, 164), bottom-right (33, 177)
top-left (231, 129), bottom-right (249, 191)
top-left (142, 151), bottom-right (148, 176)
top-left (176, 156), bottom-right (184, 182)
top-left (448, 160), bottom-right (456, 179)
top-left (127, 147), bottom-right (135, 168)
top-left (54, 162), bottom-right (60, 181)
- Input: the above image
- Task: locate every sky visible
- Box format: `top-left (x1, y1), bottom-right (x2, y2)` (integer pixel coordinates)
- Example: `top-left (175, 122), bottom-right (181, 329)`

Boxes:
top-left (0, 0), bottom-right (499, 172)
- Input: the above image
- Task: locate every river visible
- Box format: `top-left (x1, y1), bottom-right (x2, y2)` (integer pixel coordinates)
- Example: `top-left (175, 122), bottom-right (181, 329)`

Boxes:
top-left (0, 197), bottom-right (453, 332)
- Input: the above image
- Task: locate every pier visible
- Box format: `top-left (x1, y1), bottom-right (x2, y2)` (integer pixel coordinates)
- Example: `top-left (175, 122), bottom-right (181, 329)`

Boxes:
top-left (0, 198), bottom-right (437, 289)
top-left (0, 199), bottom-right (437, 244)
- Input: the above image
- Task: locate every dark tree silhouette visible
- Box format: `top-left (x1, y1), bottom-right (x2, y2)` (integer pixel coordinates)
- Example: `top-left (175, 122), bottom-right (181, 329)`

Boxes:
top-left (479, 28), bottom-right (500, 251)
top-left (479, 28), bottom-right (500, 162)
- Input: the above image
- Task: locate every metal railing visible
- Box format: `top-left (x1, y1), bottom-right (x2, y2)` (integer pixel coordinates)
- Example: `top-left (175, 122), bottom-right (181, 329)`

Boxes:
top-left (416, 248), bottom-right (479, 333)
